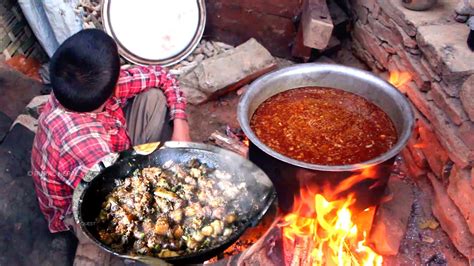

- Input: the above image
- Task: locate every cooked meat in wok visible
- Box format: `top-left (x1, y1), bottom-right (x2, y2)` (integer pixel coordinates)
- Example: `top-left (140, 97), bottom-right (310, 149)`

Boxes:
top-left (95, 159), bottom-right (248, 258)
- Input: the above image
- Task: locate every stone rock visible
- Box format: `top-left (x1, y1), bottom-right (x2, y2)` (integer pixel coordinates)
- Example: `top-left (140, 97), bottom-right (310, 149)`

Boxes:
top-left (379, 0), bottom-right (458, 37)
top-left (369, 16), bottom-right (403, 45)
top-left (25, 95), bottom-right (49, 119)
top-left (394, 23), bottom-right (417, 48)
top-left (321, 36), bottom-right (342, 55)
top-left (417, 24), bottom-right (474, 81)
top-left (417, 117), bottom-right (450, 178)
top-left (368, 175), bottom-right (414, 256)
top-left (376, 1), bottom-right (416, 36)
top-left (420, 57), bottom-right (441, 82)
top-left (357, 0), bottom-right (376, 10)
top-left (398, 50), bottom-right (431, 91)
top-left (428, 173), bottom-right (474, 260)
top-left (353, 4), bottom-right (369, 24)
top-left (179, 38), bottom-right (276, 104)
top-left (11, 114), bottom-right (38, 134)
top-left (447, 165), bottom-right (474, 235)
top-left (381, 43), bottom-right (396, 54)
top-left (179, 74), bottom-right (208, 105)
top-left (353, 22), bottom-right (389, 67)
top-left (429, 82), bottom-right (469, 126)
top-left (459, 122), bottom-right (474, 150)
top-left (460, 75), bottom-right (474, 121)
top-left (427, 101), bottom-right (473, 168)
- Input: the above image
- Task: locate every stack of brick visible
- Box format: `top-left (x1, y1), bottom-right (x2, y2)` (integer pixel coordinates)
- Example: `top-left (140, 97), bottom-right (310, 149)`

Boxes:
top-left (351, 0), bottom-right (474, 261)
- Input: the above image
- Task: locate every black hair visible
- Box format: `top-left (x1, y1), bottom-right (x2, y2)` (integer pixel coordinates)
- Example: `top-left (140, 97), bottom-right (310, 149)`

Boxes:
top-left (50, 29), bottom-right (120, 112)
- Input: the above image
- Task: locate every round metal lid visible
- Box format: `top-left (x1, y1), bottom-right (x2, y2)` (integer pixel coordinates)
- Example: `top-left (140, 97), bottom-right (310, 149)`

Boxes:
top-left (102, 0), bottom-right (206, 66)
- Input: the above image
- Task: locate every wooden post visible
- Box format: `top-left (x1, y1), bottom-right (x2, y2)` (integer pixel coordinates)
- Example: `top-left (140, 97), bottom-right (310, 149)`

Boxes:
top-left (301, 0), bottom-right (334, 50)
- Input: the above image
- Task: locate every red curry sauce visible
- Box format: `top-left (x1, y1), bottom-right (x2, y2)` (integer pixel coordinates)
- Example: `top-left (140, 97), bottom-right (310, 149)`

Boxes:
top-left (250, 87), bottom-right (398, 165)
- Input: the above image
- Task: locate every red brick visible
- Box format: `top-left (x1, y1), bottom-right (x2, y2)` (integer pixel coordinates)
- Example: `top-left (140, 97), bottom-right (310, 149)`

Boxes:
top-left (369, 16), bottom-right (402, 45)
top-left (429, 174), bottom-right (474, 260)
top-left (381, 43), bottom-right (396, 54)
top-left (427, 101), bottom-right (473, 168)
top-left (398, 51), bottom-right (431, 91)
top-left (353, 4), bottom-right (369, 24)
top-left (430, 82), bottom-right (469, 126)
top-left (461, 75), bottom-right (474, 121)
top-left (407, 130), bottom-right (428, 169)
top-left (459, 121), bottom-right (474, 150)
top-left (401, 148), bottom-right (427, 178)
top-left (447, 165), bottom-right (474, 235)
top-left (369, 175), bottom-right (414, 255)
top-left (420, 57), bottom-right (441, 82)
top-left (394, 23), bottom-right (417, 49)
top-left (353, 22), bottom-right (388, 67)
top-left (472, 168), bottom-right (474, 188)
top-left (405, 82), bottom-right (432, 120)
top-left (417, 117), bottom-right (450, 178)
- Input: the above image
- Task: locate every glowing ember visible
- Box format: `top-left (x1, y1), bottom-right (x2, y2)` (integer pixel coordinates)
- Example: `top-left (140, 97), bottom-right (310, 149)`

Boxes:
top-left (388, 71), bottom-right (412, 89)
top-left (279, 191), bottom-right (383, 266)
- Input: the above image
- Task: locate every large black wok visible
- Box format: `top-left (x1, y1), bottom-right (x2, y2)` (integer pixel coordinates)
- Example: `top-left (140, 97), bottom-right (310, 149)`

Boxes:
top-left (72, 142), bottom-right (276, 265)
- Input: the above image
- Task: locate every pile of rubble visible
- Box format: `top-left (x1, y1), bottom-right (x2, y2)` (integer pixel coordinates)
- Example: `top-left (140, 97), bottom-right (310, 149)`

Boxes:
top-left (75, 0), bottom-right (102, 29)
top-left (169, 40), bottom-right (234, 76)
top-left (177, 38), bottom-right (276, 105)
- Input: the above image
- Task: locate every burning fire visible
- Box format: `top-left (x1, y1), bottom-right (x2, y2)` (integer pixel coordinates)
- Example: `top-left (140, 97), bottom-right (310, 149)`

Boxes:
top-left (279, 168), bottom-right (383, 266)
top-left (388, 71), bottom-right (412, 89)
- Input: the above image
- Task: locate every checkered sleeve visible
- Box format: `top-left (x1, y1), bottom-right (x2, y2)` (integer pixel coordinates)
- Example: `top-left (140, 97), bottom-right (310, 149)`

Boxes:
top-left (57, 133), bottom-right (112, 189)
top-left (116, 65), bottom-right (187, 120)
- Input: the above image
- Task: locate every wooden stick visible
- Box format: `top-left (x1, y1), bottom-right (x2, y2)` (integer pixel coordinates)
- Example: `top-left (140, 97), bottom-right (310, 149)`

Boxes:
top-left (209, 131), bottom-right (249, 157)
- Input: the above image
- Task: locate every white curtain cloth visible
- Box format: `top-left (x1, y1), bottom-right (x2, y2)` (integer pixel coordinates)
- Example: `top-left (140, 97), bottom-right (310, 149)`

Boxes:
top-left (18, 0), bottom-right (83, 58)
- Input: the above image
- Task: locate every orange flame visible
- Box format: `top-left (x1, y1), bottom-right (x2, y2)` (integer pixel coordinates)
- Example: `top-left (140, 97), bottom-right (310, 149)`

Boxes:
top-left (279, 182), bottom-right (383, 265)
top-left (413, 142), bottom-right (426, 149)
top-left (388, 71), bottom-right (412, 89)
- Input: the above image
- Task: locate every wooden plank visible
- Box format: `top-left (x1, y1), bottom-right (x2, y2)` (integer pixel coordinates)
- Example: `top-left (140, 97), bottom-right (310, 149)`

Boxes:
top-left (209, 131), bottom-right (249, 157)
top-left (301, 0), bottom-right (334, 49)
top-left (291, 23), bottom-right (312, 61)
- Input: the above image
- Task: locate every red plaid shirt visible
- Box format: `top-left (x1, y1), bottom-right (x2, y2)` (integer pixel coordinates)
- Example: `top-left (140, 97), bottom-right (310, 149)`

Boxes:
top-left (31, 65), bottom-right (187, 233)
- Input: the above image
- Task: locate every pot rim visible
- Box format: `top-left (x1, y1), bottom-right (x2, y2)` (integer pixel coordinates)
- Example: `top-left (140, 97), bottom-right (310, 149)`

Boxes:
top-left (238, 63), bottom-right (415, 172)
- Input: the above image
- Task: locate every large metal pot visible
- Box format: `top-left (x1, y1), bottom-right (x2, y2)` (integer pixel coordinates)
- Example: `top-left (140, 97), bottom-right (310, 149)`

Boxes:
top-left (238, 64), bottom-right (414, 213)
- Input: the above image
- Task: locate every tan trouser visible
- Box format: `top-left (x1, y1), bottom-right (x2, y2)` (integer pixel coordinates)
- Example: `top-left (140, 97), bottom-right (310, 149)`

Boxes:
top-left (125, 88), bottom-right (172, 146)
top-left (70, 89), bottom-right (171, 266)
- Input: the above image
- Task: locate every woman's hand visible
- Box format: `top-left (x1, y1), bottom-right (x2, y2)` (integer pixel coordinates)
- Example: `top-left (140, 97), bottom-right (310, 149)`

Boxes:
top-left (171, 118), bottom-right (191, 142)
